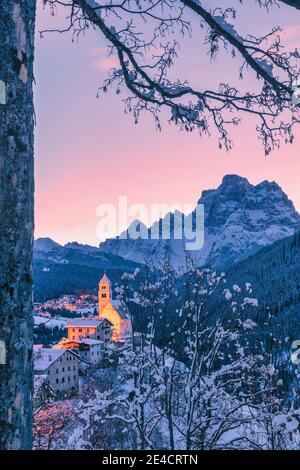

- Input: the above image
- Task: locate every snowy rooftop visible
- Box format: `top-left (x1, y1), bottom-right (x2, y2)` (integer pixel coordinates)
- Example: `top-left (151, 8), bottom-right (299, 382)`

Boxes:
top-left (34, 348), bottom-right (65, 371)
top-left (111, 300), bottom-right (129, 320)
top-left (67, 318), bottom-right (104, 328)
top-left (78, 338), bottom-right (103, 345)
top-left (60, 338), bottom-right (103, 346)
top-left (100, 273), bottom-right (111, 284)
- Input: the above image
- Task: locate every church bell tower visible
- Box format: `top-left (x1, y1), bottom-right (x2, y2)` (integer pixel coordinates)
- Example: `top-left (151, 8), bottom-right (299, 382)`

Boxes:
top-left (98, 273), bottom-right (112, 316)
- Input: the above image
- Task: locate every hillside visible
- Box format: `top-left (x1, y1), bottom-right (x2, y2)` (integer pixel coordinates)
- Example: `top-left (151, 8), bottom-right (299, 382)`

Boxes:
top-left (33, 239), bottom-right (141, 301)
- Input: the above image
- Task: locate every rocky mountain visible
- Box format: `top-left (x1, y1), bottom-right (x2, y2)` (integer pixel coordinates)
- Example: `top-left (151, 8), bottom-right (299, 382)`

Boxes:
top-left (33, 238), bottom-right (141, 301)
top-left (99, 175), bottom-right (300, 268)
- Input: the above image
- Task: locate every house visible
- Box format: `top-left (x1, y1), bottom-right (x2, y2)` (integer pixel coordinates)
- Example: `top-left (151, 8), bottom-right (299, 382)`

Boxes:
top-left (54, 338), bottom-right (104, 365)
top-left (34, 348), bottom-right (79, 396)
top-left (97, 273), bottom-right (132, 342)
top-left (66, 317), bottom-right (112, 345)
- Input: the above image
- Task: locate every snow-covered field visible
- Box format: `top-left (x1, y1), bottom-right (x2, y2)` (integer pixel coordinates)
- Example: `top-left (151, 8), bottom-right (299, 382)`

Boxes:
top-left (34, 315), bottom-right (67, 329)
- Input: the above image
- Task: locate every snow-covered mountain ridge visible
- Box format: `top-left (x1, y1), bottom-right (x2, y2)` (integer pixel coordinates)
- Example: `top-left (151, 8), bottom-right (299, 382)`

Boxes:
top-left (99, 175), bottom-right (300, 268)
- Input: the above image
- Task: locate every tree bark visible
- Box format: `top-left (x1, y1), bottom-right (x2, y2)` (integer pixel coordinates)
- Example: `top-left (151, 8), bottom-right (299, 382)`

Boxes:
top-left (0, 0), bottom-right (36, 450)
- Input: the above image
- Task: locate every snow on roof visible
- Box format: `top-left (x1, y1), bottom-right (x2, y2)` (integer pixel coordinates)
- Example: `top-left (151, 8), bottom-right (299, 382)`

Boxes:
top-left (67, 318), bottom-right (104, 328)
top-left (34, 348), bottom-right (65, 371)
top-left (100, 273), bottom-right (111, 284)
top-left (79, 338), bottom-right (103, 345)
top-left (60, 338), bottom-right (103, 346)
top-left (34, 348), bottom-right (78, 372)
top-left (111, 300), bottom-right (130, 320)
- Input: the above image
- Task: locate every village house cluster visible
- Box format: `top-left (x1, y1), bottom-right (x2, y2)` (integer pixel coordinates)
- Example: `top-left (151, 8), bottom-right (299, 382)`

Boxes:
top-left (33, 273), bottom-right (132, 407)
top-left (34, 293), bottom-right (98, 315)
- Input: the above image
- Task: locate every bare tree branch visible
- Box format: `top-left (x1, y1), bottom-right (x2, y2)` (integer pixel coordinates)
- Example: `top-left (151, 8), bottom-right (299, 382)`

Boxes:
top-left (42, 0), bottom-right (300, 154)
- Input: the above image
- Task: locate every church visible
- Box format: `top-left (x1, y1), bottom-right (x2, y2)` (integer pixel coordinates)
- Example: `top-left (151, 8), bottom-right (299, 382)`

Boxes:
top-left (97, 273), bottom-right (132, 342)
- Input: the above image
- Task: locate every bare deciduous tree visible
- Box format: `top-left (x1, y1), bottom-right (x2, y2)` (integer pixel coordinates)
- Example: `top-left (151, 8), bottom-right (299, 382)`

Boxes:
top-left (43, 0), bottom-right (300, 154)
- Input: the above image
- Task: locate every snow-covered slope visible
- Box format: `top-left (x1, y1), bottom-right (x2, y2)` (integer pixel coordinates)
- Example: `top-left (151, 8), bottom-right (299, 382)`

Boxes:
top-left (99, 175), bottom-right (300, 268)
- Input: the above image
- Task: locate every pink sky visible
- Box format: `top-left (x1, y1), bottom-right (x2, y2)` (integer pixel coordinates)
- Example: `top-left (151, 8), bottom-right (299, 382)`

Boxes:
top-left (34, 1), bottom-right (300, 246)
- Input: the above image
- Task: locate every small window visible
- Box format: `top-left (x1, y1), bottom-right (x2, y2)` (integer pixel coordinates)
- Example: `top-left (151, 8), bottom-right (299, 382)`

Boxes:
top-left (68, 366), bottom-right (70, 371)
top-left (62, 367), bottom-right (65, 372)
top-left (56, 378), bottom-right (59, 384)
top-left (101, 293), bottom-right (106, 298)
top-left (56, 368), bottom-right (58, 373)
top-left (74, 375), bottom-right (76, 380)
top-left (62, 377), bottom-right (65, 383)
top-left (79, 328), bottom-right (82, 332)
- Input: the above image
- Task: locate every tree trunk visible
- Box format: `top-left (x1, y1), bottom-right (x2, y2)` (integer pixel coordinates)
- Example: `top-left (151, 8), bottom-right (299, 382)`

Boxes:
top-left (0, 0), bottom-right (36, 450)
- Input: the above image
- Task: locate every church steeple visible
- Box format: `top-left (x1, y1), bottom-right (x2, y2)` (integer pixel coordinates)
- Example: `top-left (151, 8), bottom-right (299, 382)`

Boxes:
top-left (98, 272), bottom-right (112, 316)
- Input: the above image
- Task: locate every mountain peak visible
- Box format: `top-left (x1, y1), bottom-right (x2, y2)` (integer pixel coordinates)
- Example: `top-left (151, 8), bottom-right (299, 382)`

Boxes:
top-left (100, 175), bottom-right (300, 268)
top-left (34, 237), bottom-right (62, 252)
top-left (221, 174), bottom-right (250, 186)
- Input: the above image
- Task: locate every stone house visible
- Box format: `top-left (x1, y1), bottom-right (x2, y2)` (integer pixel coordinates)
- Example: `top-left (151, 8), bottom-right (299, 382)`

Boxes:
top-left (54, 338), bottom-right (104, 365)
top-left (66, 317), bottom-right (112, 345)
top-left (34, 348), bottom-right (79, 396)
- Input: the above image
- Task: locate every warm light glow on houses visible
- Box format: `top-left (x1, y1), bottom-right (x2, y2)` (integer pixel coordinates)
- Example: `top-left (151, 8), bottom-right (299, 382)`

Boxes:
top-left (66, 317), bottom-right (112, 343)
